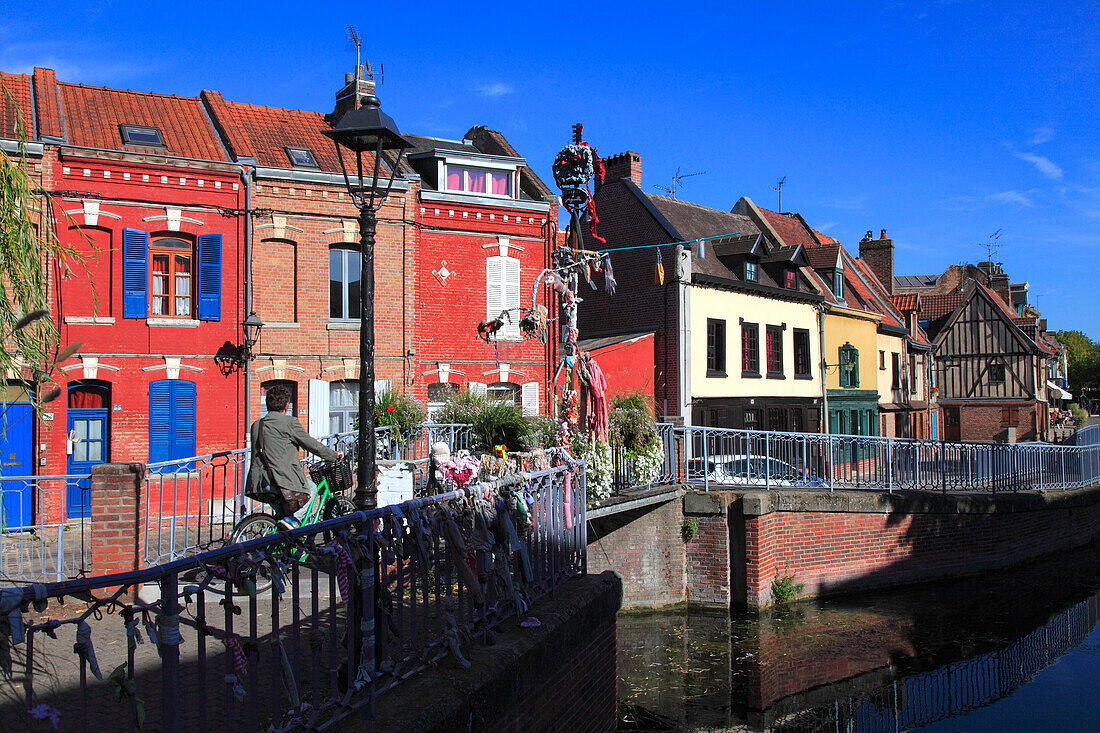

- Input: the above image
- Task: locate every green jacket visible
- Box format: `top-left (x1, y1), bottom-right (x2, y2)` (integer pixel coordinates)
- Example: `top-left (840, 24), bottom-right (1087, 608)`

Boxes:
top-left (246, 412), bottom-right (338, 501)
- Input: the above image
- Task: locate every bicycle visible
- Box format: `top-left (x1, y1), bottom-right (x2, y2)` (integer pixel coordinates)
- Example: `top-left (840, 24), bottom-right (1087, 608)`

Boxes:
top-left (198, 457), bottom-right (357, 595)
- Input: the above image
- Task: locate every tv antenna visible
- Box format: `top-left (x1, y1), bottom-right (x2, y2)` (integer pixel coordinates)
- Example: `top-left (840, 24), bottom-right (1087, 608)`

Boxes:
top-left (347, 25), bottom-right (362, 73)
top-left (773, 176), bottom-right (787, 212)
top-left (653, 167), bottom-right (705, 199)
top-left (971, 228), bottom-right (1003, 262)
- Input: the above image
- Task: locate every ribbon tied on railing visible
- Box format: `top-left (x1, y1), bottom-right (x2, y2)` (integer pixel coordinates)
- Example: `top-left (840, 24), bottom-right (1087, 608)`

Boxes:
top-left (74, 621), bottom-right (102, 679)
top-left (224, 634), bottom-right (248, 701)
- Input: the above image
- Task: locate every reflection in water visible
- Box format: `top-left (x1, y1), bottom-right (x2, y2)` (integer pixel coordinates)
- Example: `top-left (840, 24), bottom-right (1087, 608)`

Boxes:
top-left (618, 541), bottom-right (1100, 732)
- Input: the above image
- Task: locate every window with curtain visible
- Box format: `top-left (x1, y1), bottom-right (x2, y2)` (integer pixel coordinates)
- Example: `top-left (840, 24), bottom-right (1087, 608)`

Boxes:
top-left (766, 325), bottom-right (783, 377)
top-left (150, 237), bottom-right (192, 317)
top-left (487, 382), bottom-right (519, 405)
top-left (68, 382), bottom-right (109, 409)
top-left (744, 260), bottom-right (758, 282)
top-left (329, 380), bottom-right (359, 434)
top-left (445, 165), bottom-right (512, 196)
top-left (329, 245), bottom-right (361, 321)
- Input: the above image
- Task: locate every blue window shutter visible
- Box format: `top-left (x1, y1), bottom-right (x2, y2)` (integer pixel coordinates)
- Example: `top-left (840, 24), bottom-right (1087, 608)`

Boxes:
top-left (173, 381), bottom-right (197, 462)
top-left (123, 229), bottom-right (148, 318)
top-left (197, 234), bottom-right (222, 321)
top-left (149, 380), bottom-right (172, 466)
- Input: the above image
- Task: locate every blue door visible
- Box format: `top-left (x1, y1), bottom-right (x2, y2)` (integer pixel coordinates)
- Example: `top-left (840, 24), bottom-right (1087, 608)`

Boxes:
top-left (67, 409), bottom-right (108, 517)
top-left (0, 402), bottom-right (35, 529)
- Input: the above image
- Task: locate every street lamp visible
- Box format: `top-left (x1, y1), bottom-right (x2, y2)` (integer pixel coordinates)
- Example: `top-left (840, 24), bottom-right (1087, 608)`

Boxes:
top-left (214, 310), bottom-right (264, 374)
top-left (323, 88), bottom-right (412, 511)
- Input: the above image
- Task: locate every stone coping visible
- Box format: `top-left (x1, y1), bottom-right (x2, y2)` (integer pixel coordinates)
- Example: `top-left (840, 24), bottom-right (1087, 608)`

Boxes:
top-left (683, 485), bottom-right (1100, 517)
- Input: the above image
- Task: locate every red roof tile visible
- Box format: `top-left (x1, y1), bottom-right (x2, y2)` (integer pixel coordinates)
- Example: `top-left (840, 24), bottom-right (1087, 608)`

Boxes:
top-left (58, 81), bottom-right (229, 161)
top-left (32, 68), bottom-right (62, 139)
top-left (0, 72), bottom-right (32, 139)
top-left (890, 293), bottom-right (920, 312)
top-left (919, 292), bottom-right (966, 321)
top-left (758, 208), bottom-right (820, 249)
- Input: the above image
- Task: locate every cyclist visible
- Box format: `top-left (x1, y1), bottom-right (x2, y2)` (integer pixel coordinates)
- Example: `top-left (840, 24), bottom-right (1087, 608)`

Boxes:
top-left (246, 384), bottom-right (342, 530)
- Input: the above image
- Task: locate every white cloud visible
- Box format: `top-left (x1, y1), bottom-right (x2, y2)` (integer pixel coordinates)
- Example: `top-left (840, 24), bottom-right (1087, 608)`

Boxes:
top-left (818, 221), bottom-right (837, 231)
top-left (948, 189), bottom-right (1037, 209)
top-left (1029, 126), bottom-right (1055, 145)
top-left (477, 82), bottom-right (514, 98)
top-left (1006, 143), bottom-right (1063, 180)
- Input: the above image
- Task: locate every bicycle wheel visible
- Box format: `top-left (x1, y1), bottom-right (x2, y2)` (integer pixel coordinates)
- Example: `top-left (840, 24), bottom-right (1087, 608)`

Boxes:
top-left (322, 496), bottom-right (357, 542)
top-left (227, 513), bottom-right (281, 594)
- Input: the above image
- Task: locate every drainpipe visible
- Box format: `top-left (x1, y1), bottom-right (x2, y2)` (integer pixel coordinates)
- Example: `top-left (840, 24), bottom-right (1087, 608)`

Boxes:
top-left (241, 166), bottom-right (253, 451)
top-left (818, 304), bottom-right (829, 434)
top-left (676, 244), bottom-right (691, 426)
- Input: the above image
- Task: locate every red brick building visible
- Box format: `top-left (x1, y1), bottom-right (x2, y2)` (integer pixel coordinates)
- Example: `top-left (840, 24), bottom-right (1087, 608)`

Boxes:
top-left (1, 67), bottom-right (246, 525)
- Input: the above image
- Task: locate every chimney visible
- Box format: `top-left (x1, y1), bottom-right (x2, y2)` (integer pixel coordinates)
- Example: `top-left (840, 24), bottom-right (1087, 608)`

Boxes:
top-left (988, 263), bottom-right (1011, 307)
top-left (859, 228), bottom-right (895, 295)
top-left (333, 66), bottom-right (377, 122)
top-left (602, 151), bottom-right (642, 189)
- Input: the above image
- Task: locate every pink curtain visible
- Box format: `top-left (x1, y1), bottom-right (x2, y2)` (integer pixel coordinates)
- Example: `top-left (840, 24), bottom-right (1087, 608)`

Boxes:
top-left (467, 169), bottom-right (486, 193)
top-left (446, 168), bottom-right (462, 191)
top-left (491, 171), bottom-right (510, 195)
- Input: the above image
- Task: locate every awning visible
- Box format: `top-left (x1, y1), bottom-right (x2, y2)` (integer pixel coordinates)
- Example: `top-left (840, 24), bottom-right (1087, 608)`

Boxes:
top-left (1047, 380), bottom-right (1073, 401)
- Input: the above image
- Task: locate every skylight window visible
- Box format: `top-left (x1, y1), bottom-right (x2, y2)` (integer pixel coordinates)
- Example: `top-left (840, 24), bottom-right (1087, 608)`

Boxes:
top-left (119, 124), bottom-right (165, 146)
top-left (285, 147), bottom-right (319, 168)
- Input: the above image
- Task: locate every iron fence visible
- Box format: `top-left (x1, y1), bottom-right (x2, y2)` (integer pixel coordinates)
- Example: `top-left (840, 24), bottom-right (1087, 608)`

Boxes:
top-left (0, 463), bottom-right (585, 733)
top-left (0, 475), bottom-right (92, 583)
top-left (666, 425), bottom-right (1100, 494)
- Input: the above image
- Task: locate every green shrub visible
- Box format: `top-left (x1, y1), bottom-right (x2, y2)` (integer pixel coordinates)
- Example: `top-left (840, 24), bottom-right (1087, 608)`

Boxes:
top-left (610, 391), bottom-right (657, 454)
top-left (1069, 402), bottom-right (1089, 424)
top-left (771, 571), bottom-right (803, 606)
top-left (529, 415), bottom-right (561, 449)
top-left (472, 400), bottom-right (532, 451)
top-left (434, 389), bottom-right (487, 425)
top-left (681, 518), bottom-right (698, 542)
top-left (374, 389), bottom-right (426, 442)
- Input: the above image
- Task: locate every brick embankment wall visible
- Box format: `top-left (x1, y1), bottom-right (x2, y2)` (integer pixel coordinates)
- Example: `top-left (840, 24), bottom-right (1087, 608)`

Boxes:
top-left (587, 499), bottom-right (687, 608)
top-left (360, 571), bottom-right (623, 733)
top-left (733, 487), bottom-right (1100, 609)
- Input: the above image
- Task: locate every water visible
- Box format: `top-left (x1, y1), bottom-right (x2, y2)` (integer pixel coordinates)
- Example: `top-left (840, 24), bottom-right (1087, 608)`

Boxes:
top-left (617, 540), bottom-right (1100, 732)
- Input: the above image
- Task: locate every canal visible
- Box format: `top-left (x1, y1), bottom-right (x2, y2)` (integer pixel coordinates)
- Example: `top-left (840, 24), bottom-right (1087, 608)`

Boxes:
top-left (618, 539), bottom-right (1100, 731)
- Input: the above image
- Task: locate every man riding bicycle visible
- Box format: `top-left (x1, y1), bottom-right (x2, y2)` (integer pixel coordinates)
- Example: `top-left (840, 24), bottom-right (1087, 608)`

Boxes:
top-left (246, 384), bottom-right (342, 530)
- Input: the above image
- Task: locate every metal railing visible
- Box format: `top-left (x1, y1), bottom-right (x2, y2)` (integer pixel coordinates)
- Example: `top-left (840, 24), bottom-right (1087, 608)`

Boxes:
top-left (664, 425), bottom-right (1100, 494)
top-left (0, 463), bottom-right (586, 733)
top-left (0, 475), bottom-right (92, 582)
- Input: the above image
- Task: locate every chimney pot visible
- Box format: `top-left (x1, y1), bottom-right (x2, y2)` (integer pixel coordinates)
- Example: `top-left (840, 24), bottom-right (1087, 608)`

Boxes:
top-left (880, 229), bottom-right (887, 240)
top-left (865, 230), bottom-right (873, 240)
top-left (345, 72), bottom-right (354, 84)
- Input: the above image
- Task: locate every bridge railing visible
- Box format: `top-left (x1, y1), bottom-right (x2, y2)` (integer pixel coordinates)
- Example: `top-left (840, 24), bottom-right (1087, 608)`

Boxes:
top-left (0, 474), bottom-right (92, 582)
top-left (666, 425), bottom-right (1100, 493)
top-left (1, 462), bottom-right (586, 733)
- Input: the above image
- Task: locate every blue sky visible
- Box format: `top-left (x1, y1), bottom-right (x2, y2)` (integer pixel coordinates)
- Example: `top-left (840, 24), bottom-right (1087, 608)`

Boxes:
top-left (3, 1), bottom-right (1098, 336)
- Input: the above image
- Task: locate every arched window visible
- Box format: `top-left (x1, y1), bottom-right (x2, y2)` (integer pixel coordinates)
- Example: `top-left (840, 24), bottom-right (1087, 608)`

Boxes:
top-left (150, 236), bottom-right (194, 317)
top-left (329, 245), bottom-right (361, 320)
top-left (487, 382), bottom-right (519, 405)
top-left (427, 382), bottom-right (458, 418)
top-left (329, 379), bottom-right (359, 433)
top-left (260, 379), bottom-right (297, 416)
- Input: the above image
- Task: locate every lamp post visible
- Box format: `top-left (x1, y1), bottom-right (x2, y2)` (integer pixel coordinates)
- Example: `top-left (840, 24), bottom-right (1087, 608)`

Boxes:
top-left (323, 88), bottom-right (411, 511)
top-left (241, 311), bottom-right (264, 360)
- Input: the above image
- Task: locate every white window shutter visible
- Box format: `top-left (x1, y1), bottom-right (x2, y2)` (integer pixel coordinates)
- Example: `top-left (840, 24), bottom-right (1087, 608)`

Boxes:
top-left (308, 379), bottom-right (329, 438)
top-left (503, 257), bottom-right (521, 339)
top-left (522, 382), bottom-right (540, 416)
top-left (374, 379), bottom-right (391, 398)
top-left (469, 382), bottom-right (487, 398)
top-left (486, 256), bottom-right (504, 323)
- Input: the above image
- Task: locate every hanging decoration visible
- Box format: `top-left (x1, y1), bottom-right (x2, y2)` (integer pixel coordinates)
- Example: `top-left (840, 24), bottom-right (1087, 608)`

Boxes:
top-left (655, 247), bottom-right (665, 286)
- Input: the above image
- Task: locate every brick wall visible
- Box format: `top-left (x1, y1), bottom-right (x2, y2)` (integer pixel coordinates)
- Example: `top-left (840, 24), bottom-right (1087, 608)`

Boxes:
top-left (955, 401), bottom-right (1040, 442)
top-left (684, 493), bottom-right (732, 604)
top-left (587, 499), bottom-right (686, 608)
top-left (736, 487), bottom-right (1100, 608)
top-left (88, 462), bottom-right (146, 576)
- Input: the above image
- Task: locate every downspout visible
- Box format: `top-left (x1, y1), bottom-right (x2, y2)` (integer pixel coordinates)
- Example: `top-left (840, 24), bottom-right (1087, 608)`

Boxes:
top-left (818, 304), bottom-right (829, 434)
top-left (676, 244), bottom-right (691, 425)
top-left (241, 166), bottom-right (253, 449)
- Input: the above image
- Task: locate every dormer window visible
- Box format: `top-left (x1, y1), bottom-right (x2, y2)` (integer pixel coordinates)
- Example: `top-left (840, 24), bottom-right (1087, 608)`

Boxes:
top-left (119, 124), bottom-right (165, 147)
top-left (285, 147), bottom-right (319, 168)
top-left (744, 260), bottom-right (758, 282)
top-left (833, 269), bottom-right (845, 300)
top-left (785, 269), bottom-right (797, 290)
top-left (445, 165), bottom-right (512, 196)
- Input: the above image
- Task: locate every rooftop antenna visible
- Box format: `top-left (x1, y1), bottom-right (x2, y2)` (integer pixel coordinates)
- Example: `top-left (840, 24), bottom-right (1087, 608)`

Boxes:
top-left (346, 25), bottom-right (362, 77)
top-left (970, 228), bottom-right (1003, 262)
top-left (773, 176), bottom-right (786, 212)
top-left (653, 167), bottom-right (706, 199)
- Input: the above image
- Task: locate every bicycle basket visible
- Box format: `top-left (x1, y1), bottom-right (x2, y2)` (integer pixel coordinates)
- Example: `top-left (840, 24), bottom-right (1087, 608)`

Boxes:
top-left (309, 459), bottom-right (353, 494)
